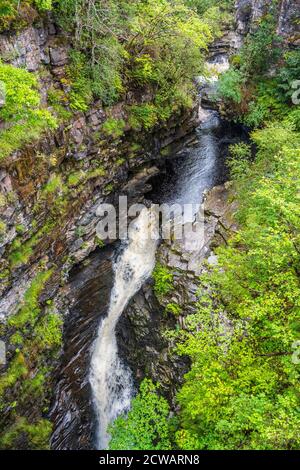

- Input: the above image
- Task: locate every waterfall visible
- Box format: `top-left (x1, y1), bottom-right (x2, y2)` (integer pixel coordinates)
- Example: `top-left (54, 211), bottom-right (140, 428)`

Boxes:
top-left (89, 208), bottom-right (158, 449)
top-left (89, 52), bottom-right (229, 450)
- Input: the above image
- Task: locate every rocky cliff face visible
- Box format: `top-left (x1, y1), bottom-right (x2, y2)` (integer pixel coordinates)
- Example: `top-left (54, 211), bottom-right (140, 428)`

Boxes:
top-left (0, 16), bottom-right (198, 449)
top-left (235, 0), bottom-right (300, 46)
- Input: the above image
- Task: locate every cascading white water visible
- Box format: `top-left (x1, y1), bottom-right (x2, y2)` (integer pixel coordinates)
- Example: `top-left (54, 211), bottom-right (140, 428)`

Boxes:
top-left (89, 208), bottom-right (158, 449)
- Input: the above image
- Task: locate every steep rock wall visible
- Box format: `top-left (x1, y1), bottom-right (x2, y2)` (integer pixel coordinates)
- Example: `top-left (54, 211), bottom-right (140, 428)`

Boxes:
top-left (235, 0), bottom-right (300, 45)
top-left (0, 16), bottom-right (198, 449)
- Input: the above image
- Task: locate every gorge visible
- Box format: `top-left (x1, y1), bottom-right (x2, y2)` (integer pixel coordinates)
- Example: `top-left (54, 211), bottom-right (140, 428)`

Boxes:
top-left (0, 0), bottom-right (299, 452)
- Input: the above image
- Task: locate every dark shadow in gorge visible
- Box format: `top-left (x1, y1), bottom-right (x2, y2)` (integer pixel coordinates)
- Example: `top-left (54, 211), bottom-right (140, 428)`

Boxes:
top-left (50, 245), bottom-right (116, 450)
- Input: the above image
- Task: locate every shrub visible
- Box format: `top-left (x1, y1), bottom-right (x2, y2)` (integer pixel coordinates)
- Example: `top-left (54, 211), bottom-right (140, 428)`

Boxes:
top-left (152, 263), bottom-right (174, 298)
top-left (109, 379), bottom-right (171, 450)
top-left (0, 417), bottom-right (52, 450)
top-left (0, 62), bottom-right (57, 160)
top-left (0, 1), bottom-right (53, 33)
top-left (217, 69), bottom-right (243, 104)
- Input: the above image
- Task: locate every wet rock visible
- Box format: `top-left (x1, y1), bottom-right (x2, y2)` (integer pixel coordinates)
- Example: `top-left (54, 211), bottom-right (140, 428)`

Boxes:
top-left (122, 166), bottom-right (160, 197)
top-left (117, 281), bottom-right (189, 401)
top-left (50, 246), bottom-right (116, 450)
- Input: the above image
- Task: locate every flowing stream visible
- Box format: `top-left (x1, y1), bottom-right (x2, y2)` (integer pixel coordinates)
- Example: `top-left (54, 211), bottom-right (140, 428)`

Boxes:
top-left (90, 56), bottom-right (230, 450)
top-left (89, 209), bottom-right (159, 449)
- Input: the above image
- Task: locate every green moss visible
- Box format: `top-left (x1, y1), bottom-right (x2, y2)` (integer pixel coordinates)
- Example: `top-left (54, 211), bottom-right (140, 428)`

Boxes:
top-left (86, 167), bottom-right (106, 179)
top-left (102, 118), bottom-right (126, 139)
top-left (15, 224), bottom-right (26, 235)
top-left (34, 312), bottom-right (62, 350)
top-left (116, 157), bottom-right (125, 166)
top-left (129, 143), bottom-right (142, 153)
top-left (42, 175), bottom-right (62, 194)
top-left (9, 220), bottom-right (55, 268)
top-left (8, 270), bottom-right (53, 329)
top-left (10, 333), bottom-right (24, 346)
top-left (104, 183), bottom-right (114, 194)
top-left (0, 269), bottom-right (9, 280)
top-left (67, 171), bottom-right (85, 187)
top-left (160, 146), bottom-right (172, 157)
top-left (68, 167), bottom-right (106, 188)
top-left (0, 194), bottom-right (6, 208)
top-left (0, 220), bottom-right (6, 239)
top-left (0, 417), bottom-right (52, 450)
top-left (0, 352), bottom-right (28, 398)
top-left (0, 268), bottom-right (62, 449)
top-left (95, 236), bottom-right (105, 248)
top-left (47, 87), bottom-right (72, 122)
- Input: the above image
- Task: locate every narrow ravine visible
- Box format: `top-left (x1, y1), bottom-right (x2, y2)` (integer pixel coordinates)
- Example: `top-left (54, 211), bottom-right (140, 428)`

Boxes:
top-left (90, 56), bottom-right (230, 450)
top-left (89, 209), bottom-right (159, 449)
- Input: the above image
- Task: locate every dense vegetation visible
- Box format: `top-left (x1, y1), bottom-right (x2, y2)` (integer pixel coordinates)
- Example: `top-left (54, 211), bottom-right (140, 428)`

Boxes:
top-left (218, 7), bottom-right (300, 128)
top-left (55, 0), bottom-right (224, 120)
top-left (109, 2), bottom-right (300, 451)
top-left (0, 0), bottom-right (226, 161)
top-left (0, 63), bottom-right (57, 160)
top-left (175, 122), bottom-right (300, 449)
top-left (0, 0), bottom-right (299, 452)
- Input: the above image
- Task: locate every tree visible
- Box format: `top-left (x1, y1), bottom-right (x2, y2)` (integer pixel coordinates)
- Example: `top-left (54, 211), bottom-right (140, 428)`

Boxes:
top-left (109, 379), bottom-right (171, 450)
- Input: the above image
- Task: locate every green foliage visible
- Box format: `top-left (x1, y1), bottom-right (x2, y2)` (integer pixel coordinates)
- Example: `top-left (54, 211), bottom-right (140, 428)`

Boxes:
top-left (67, 50), bottom-right (93, 112)
top-left (0, 0), bottom-right (53, 34)
top-left (152, 263), bottom-right (174, 298)
top-left (0, 352), bottom-right (28, 398)
top-left (238, 12), bottom-right (282, 79)
top-left (0, 219), bottom-right (6, 239)
top-left (42, 175), bottom-right (62, 194)
top-left (276, 50), bottom-right (300, 102)
top-left (174, 121), bottom-right (300, 450)
top-left (217, 69), bottom-right (243, 104)
top-left (102, 118), bottom-right (126, 138)
top-left (47, 87), bottom-right (72, 121)
top-left (8, 270), bottom-right (53, 329)
top-left (184, 0), bottom-right (234, 16)
top-left (56, 0), bottom-right (222, 114)
top-left (56, 0), bottom-right (128, 106)
top-left (34, 312), bottom-right (63, 350)
top-left (128, 104), bottom-right (158, 131)
top-left (0, 62), bottom-right (57, 160)
top-left (217, 8), bottom-right (297, 128)
top-left (0, 417), bottom-right (52, 450)
top-left (109, 379), bottom-right (171, 450)
top-left (165, 303), bottom-right (182, 317)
